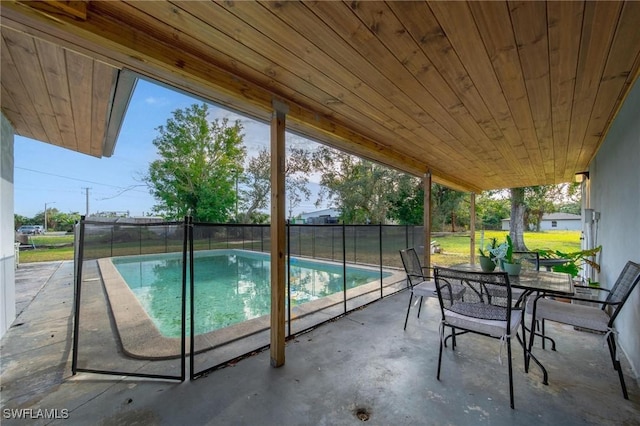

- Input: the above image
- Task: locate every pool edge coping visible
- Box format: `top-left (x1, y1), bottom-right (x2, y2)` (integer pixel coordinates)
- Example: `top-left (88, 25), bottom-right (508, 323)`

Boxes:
top-left (97, 251), bottom-right (405, 360)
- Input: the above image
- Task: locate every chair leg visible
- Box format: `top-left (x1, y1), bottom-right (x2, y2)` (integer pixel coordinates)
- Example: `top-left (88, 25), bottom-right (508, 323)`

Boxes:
top-left (607, 333), bottom-right (629, 399)
top-left (538, 319), bottom-right (557, 351)
top-left (403, 293), bottom-right (413, 330)
top-left (417, 296), bottom-right (424, 318)
top-left (437, 326), bottom-right (444, 380)
top-left (508, 338), bottom-right (515, 409)
top-left (520, 319), bottom-right (527, 368)
top-left (526, 316), bottom-right (536, 372)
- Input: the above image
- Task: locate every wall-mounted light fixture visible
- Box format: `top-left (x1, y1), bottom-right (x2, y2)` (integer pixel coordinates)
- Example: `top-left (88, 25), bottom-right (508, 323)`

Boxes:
top-left (575, 171), bottom-right (590, 183)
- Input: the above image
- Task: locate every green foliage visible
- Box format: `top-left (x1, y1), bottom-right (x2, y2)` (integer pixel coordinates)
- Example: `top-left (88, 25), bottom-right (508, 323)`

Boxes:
top-left (145, 104), bottom-right (246, 222)
top-left (476, 194), bottom-right (510, 229)
top-left (239, 145), bottom-right (312, 222)
top-left (312, 147), bottom-right (393, 224)
top-left (386, 174), bottom-right (423, 225)
top-left (537, 246), bottom-right (602, 277)
top-left (431, 184), bottom-right (467, 232)
top-left (478, 237), bottom-right (497, 258)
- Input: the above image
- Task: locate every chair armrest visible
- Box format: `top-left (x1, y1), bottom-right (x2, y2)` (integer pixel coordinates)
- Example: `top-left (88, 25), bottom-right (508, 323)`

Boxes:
top-left (573, 284), bottom-right (611, 293)
top-left (534, 293), bottom-right (620, 308)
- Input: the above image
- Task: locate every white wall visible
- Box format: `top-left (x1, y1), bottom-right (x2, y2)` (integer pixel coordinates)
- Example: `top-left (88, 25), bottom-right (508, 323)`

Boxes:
top-left (0, 112), bottom-right (16, 337)
top-left (589, 77), bottom-right (640, 379)
top-left (539, 219), bottom-right (581, 231)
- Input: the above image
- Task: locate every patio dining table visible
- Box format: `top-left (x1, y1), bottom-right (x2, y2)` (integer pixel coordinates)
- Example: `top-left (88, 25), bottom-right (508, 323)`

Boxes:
top-left (448, 264), bottom-right (574, 384)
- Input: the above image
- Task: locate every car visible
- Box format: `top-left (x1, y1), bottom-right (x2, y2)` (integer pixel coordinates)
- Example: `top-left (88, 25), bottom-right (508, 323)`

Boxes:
top-left (17, 225), bottom-right (38, 234)
top-left (34, 225), bottom-right (44, 234)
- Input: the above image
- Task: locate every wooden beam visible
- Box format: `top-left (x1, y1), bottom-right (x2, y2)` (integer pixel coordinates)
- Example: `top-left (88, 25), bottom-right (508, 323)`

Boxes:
top-left (423, 171), bottom-right (432, 270)
top-left (270, 99), bottom-right (288, 368)
top-left (470, 192), bottom-right (476, 264)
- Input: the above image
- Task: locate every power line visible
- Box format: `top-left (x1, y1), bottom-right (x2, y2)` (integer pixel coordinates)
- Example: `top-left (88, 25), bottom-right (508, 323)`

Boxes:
top-left (15, 166), bottom-right (146, 191)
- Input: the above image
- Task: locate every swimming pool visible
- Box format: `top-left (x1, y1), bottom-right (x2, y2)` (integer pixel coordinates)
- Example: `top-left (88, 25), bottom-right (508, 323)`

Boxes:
top-left (112, 250), bottom-right (391, 338)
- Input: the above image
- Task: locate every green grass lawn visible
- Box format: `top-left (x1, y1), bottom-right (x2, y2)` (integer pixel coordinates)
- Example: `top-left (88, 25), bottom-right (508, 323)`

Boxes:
top-left (17, 228), bottom-right (582, 266)
top-left (431, 230), bottom-right (581, 267)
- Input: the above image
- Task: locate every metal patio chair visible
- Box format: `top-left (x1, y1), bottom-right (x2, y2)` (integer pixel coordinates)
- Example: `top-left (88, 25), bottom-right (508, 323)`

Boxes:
top-left (399, 248), bottom-right (464, 330)
top-left (528, 260), bottom-right (640, 399)
top-left (434, 267), bottom-right (526, 409)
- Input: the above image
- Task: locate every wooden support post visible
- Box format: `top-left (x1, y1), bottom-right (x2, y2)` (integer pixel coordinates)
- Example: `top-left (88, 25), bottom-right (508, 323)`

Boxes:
top-left (270, 100), bottom-right (288, 367)
top-left (470, 192), bottom-right (476, 264)
top-left (423, 171), bottom-right (432, 270)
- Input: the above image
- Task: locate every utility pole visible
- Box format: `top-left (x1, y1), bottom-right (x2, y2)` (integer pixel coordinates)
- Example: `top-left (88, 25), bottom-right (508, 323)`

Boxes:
top-left (82, 187), bottom-right (91, 217)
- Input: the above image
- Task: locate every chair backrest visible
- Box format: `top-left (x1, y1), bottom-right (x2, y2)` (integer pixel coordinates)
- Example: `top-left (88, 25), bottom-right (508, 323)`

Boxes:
top-left (513, 251), bottom-right (540, 271)
top-left (399, 248), bottom-right (430, 289)
top-left (434, 267), bottom-right (514, 331)
top-left (604, 261), bottom-right (640, 325)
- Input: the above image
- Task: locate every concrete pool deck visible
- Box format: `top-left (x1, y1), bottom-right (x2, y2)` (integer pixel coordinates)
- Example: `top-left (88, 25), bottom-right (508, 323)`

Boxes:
top-left (2, 260), bottom-right (640, 425)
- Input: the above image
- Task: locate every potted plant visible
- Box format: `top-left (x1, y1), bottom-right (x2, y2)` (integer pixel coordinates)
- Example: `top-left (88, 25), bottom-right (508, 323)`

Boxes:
top-left (491, 235), bottom-right (522, 276)
top-left (478, 237), bottom-right (498, 272)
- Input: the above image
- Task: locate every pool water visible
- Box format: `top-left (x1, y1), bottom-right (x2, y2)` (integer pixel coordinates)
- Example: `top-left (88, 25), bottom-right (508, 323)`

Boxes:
top-left (112, 250), bottom-right (388, 337)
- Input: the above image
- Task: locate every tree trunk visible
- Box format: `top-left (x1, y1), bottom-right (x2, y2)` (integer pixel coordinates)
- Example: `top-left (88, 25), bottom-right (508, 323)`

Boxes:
top-left (510, 187), bottom-right (528, 251)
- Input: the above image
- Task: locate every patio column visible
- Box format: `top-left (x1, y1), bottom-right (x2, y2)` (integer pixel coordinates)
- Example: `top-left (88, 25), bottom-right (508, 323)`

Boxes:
top-left (423, 171), bottom-right (432, 269)
top-left (270, 99), bottom-right (288, 367)
top-left (470, 192), bottom-right (476, 264)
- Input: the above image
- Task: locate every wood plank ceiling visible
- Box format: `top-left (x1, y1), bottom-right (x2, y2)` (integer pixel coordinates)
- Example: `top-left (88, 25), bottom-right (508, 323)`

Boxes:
top-left (1, 1), bottom-right (639, 192)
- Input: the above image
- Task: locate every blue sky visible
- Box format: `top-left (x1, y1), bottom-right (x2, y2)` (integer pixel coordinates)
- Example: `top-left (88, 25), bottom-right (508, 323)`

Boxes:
top-left (14, 79), bottom-right (325, 218)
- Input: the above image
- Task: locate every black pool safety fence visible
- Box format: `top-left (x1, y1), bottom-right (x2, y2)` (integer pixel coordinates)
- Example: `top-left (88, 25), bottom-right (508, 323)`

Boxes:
top-left (71, 216), bottom-right (425, 381)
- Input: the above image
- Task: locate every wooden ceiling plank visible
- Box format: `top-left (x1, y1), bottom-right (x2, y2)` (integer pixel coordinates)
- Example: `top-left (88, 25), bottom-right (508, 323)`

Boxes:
top-left (308, 1), bottom-right (484, 167)
top-left (17, 0), bottom-right (88, 20)
top-left (2, 26), bottom-right (65, 147)
top-left (388, 2), bottom-right (522, 171)
top-left (566, 1), bottom-right (623, 175)
top-left (547, 1), bottom-right (584, 182)
top-left (213, 1), bottom-right (452, 163)
top-left (1, 31), bottom-right (49, 142)
top-left (90, 62), bottom-right (116, 157)
top-left (349, 1), bottom-right (505, 175)
top-left (256, 1), bottom-right (479, 177)
top-left (429, 1), bottom-right (541, 188)
top-left (466, 1), bottom-right (542, 181)
top-left (34, 37), bottom-right (78, 151)
top-left (1, 84), bottom-right (34, 138)
top-left (579, 1), bottom-right (640, 173)
top-left (65, 51), bottom-right (93, 156)
top-left (508, 1), bottom-right (554, 182)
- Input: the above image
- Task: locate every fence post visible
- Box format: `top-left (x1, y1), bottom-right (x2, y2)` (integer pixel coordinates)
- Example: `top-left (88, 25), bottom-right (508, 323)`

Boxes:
top-left (182, 215), bottom-right (190, 382)
top-left (71, 216), bottom-right (86, 375)
top-left (287, 220), bottom-right (291, 337)
top-left (342, 222), bottom-right (347, 313)
top-left (405, 224), bottom-right (409, 249)
top-left (379, 223), bottom-right (383, 298)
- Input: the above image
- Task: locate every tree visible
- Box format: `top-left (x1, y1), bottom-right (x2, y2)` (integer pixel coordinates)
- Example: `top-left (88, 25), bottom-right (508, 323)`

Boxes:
top-left (238, 146), bottom-right (312, 223)
top-left (386, 174), bottom-right (423, 225)
top-left (312, 147), bottom-right (392, 224)
top-left (476, 193), bottom-right (510, 230)
top-left (432, 184), bottom-right (468, 232)
top-left (145, 104), bottom-right (246, 222)
top-left (509, 187), bottom-right (528, 251)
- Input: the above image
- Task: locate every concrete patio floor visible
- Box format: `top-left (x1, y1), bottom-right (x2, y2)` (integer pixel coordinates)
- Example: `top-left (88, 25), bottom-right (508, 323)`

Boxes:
top-left (1, 261), bottom-right (639, 425)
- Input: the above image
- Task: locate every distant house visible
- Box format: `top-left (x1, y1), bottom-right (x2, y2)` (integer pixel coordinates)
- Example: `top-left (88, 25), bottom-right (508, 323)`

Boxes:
top-left (501, 212), bottom-right (582, 231)
top-left (299, 208), bottom-right (340, 225)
